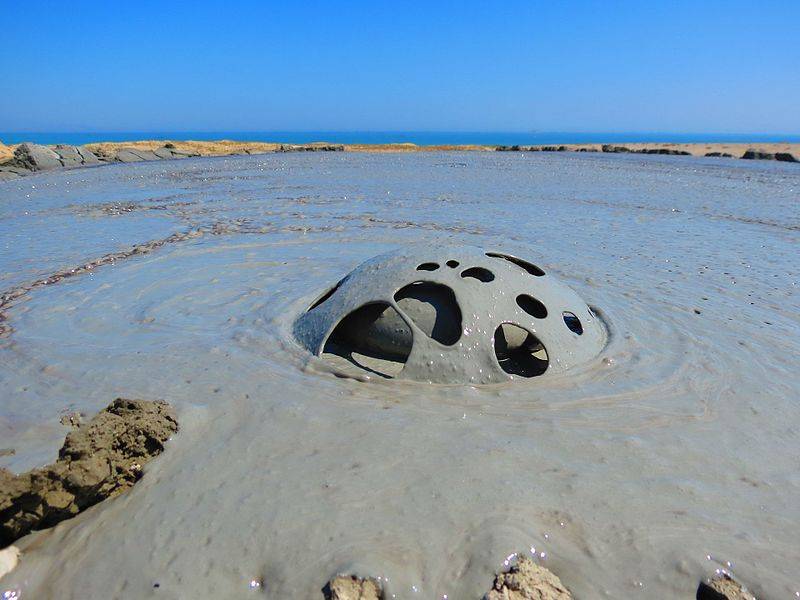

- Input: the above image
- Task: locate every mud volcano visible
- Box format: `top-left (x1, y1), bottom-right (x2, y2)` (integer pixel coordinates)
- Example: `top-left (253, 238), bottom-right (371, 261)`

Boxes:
top-left (294, 246), bottom-right (606, 383)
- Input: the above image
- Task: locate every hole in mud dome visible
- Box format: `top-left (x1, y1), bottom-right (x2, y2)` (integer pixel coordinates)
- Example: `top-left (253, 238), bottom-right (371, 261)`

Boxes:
top-left (322, 302), bottom-right (411, 378)
top-left (486, 252), bottom-right (545, 276)
top-left (461, 266), bottom-right (495, 282)
top-left (416, 262), bottom-right (439, 271)
top-left (394, 282), bottom-right (462, 346)
top-left (516, 294), bottom-right (548, 318)
top-left (307, 277), bottom-right (346, 312)
top-left (493, 323), bottom-right (549, 377)
top-left (562, 311), bottom-right (583, 335)
top-left (446, 260), bottom-right (459, 268)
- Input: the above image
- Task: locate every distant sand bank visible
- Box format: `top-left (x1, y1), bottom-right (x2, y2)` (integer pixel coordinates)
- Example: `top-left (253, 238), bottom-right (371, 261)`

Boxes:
top-left (1, 139), bottom-right (798, 180)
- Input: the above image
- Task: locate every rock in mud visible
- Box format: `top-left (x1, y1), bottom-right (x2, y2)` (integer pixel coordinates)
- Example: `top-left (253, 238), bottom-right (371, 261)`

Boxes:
top-left (323, 575), bottom-right (383, 600)
top-left (697, 572), bottom-right (756, 600)
top-left (0, 398), bottom-right (178, 548)
top-left (484, 556), bottom-right (572, 600)
top-left (705, 152), bottom-right (734, 158)
top-left (11, 143), bottom-right (62, 171)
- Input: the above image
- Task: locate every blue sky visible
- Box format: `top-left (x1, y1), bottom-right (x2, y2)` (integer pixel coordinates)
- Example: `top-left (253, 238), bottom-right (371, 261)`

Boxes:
top-left (2, 1), bottom-right (799, 133)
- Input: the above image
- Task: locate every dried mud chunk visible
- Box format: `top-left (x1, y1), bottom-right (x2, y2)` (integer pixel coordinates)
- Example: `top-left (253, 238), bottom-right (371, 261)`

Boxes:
top-left (323, 574), bottom-right (383, 600)
top-left (697, 573), bottom-right (756, 600)
top-left (484, 556), bottom-right (572, 600)
top-left (0, 398), bottom-right (178, 548)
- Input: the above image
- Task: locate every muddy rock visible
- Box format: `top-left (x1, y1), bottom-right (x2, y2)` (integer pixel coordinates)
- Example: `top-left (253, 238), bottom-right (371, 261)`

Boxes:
top-left (0, 167), bottom-right (28, 181)
top-left (153, 145), bottom-right (200, 160)
top-left (11, 143), bottom-right (62, 171)
top-left (53, 144), bottom-right (101, 167)
top-left (323, 575), bottom-right (383, 600)
top-left (484, 556), bottom-right (572, 600)
top-left (697, 573), bottom-right (756, 600)
top-left (0, 398), bottom-right (178, 547)
top-left (114, 148), bottom-right (161, 162)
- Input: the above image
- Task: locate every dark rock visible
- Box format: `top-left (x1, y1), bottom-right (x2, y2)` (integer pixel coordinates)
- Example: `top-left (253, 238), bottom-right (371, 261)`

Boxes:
top-left (601, 144), bottom-right (631, 153)
top-left (775, 152), bottom-right (798, 163)
top-left (705, 152), bottom-right (734, 158)
top-left (11, 143), bottom-right (62, 171)
top-left (277, 144), bottom-right (344, 152)
top-left (636, 148), bottom-right (691, 156)
top-left (741, 149), bottom-right (775, 160)
top-left (0, 398), bottom-right (178, 547)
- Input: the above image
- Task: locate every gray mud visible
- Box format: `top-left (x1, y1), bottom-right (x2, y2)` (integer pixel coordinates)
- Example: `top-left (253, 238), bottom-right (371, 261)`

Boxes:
top-left (0, 152), bottom-right (798, 598)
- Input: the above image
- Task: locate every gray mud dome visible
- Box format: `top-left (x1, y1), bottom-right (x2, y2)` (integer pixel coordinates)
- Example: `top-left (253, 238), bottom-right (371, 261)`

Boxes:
top-left (485, 556), bottom-right (571, 600)
top-left (0, 399), bottom-right (177, 547)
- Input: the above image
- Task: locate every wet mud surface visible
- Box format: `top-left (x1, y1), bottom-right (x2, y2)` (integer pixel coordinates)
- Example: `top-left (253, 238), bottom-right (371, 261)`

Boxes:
top-left (0, 152), bottom-right (798, 597)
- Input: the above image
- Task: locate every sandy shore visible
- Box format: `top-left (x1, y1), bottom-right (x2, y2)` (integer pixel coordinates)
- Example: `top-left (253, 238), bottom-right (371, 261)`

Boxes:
top-left (2, 139), bottom-right (799, 163)
top-left (72, 140), bottom-right (800, 158)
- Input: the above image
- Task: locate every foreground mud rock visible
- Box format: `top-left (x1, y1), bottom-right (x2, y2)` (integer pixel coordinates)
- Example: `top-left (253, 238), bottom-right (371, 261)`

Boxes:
top-left (697, 573), bottom-right (756, 600)
top-left (0, 399), bottom-right (178, 547)
top-left (485, 556), bottom-right (572, 600)
top-left (323, 575), bottom-right (383, 600)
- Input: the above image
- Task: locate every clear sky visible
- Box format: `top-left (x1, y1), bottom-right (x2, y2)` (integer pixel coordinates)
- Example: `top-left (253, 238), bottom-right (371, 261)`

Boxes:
top-left (2, 0), bottom-right (798, 133)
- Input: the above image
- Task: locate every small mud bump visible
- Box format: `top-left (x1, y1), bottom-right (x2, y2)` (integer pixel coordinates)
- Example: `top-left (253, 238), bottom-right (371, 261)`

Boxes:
top-left (484, 555), bottom-right (571, 599)
top-left (323, 574), bottom-right (383, 600)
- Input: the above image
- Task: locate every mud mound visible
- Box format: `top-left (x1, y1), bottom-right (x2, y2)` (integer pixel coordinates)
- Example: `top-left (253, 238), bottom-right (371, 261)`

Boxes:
top-left (323, 575), bottom-right (383, 600)
top-left (0, 399), bottom-right (178, 547)
top-left (484, 556), bottom-right (571, 600)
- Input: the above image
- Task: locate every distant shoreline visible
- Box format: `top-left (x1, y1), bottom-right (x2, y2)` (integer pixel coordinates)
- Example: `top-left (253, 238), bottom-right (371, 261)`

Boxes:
top-left (1, 139), bottom-right (798, 180)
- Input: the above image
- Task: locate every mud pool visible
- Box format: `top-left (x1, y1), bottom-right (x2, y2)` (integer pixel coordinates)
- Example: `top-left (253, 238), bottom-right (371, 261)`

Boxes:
top-left (0, 151), bottom-right (798, 598)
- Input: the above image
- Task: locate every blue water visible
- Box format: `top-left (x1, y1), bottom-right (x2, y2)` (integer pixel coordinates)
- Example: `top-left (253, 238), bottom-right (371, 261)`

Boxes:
top-left (2, 131), bottom-right (799, 146)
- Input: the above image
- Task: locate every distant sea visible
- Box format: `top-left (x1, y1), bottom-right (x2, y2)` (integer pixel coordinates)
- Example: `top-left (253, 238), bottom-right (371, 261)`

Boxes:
top-left (2, 131), bottom-right (799, 146)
